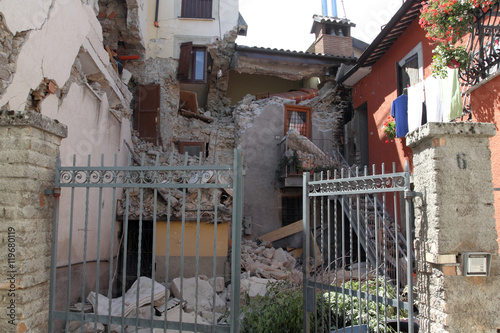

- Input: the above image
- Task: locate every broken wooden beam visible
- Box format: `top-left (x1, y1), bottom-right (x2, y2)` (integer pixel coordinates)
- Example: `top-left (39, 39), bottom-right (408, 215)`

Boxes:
top-left (258, 220), bottom-right (303, 243)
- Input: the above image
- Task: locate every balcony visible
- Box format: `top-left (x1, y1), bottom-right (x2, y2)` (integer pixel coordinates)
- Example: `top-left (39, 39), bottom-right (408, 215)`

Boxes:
top-left (461, 2), bottom-right (500, 87)
top-left (277, 129), bottom-right (341, 187)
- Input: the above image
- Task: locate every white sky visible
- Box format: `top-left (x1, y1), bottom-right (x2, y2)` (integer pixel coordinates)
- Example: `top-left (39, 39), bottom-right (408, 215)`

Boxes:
top-left (237, 0), bottom-right (406, 51)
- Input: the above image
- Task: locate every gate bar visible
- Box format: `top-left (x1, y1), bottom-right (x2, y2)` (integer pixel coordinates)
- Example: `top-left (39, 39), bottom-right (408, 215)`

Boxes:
top-left (230, 149), bottom-right (243, 333)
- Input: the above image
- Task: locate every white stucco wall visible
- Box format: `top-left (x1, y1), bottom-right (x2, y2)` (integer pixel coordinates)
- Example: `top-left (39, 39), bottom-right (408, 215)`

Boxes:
top-left (0, 0), bottom-right (100, 110)
top-left (42, 85), bottom-right (131, 266)
top-left (145, 0), bottom-right (239, 59)
top-left (0, 0), bottom-right (133, 265)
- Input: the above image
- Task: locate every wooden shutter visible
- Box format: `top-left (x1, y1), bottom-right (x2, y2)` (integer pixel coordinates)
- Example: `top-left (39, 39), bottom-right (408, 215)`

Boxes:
top-left (396, 62), bottom-right (403, 96)
top-left (135, 84), bottom-right (160, 145)
top-left (177, 42), bottom-right (192, 82)
top-left (181, 0), bottom-right (212, 18)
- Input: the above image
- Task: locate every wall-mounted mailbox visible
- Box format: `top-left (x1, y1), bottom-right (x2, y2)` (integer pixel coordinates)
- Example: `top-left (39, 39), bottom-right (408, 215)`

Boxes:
top-left (462, 252), bottom-right (492, 276)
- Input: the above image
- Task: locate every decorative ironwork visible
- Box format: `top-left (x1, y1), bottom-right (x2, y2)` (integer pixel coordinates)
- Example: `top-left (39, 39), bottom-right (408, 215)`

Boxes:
top-left (58, 166), bottom-right (233, 188)
top-left (308, 172), bottom-right (408, 196)
top-left (461, 3), bottom-right (500, 86)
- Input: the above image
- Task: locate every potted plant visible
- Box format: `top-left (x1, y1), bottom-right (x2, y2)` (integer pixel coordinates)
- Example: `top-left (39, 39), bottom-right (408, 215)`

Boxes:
top-left (382, 116), bottom-right (396, 143)
top-left (419, 0), bottom-right (497, 77)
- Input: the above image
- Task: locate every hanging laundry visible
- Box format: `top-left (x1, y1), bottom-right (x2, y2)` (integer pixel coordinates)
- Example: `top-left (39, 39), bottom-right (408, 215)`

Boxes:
top-left (407, 81), bottom-right (425, 132)
top-left (391, 94), bottom-right (409, 138)
top-left (424, 76), bottom-right (443, 122)
top-left (441, 68), bottom-right (462, 122)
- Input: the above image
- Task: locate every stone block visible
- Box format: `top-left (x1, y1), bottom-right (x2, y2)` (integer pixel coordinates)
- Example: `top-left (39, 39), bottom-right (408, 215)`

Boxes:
top-left (170, 277), bottom-right (226, 314)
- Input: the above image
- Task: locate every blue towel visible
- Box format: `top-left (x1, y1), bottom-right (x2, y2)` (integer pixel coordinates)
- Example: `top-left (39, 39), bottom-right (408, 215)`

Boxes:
top-left (391, 94), bottom-right (409, 138)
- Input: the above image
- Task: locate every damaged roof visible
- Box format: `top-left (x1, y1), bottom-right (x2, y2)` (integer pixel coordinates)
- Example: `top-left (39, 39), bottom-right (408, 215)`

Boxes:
top-left (235, 44), bottom-right (357, 62)
top-left (338, 0), bottom-right (422, 84)
top-left (233, 45), bottom-right (357, 81)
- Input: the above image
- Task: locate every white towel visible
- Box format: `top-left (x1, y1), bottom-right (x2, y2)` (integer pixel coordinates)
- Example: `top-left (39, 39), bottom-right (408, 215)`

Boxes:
top-left (441, 68), bottom-right (462, 122)
top-left (407, 81), bottom-right (425, 132)
top-left (424, 76), bottom-right (442, 122)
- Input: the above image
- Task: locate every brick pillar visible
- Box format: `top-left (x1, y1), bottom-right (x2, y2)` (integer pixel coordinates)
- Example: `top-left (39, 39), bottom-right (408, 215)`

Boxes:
top-left (0, 111), bottom-right (67, 332)
top-left (407, 122), bottom-right (500, 332)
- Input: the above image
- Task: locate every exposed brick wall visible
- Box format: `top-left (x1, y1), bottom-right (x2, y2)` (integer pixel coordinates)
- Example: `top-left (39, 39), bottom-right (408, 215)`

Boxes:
top-left (314, 35), bottom-right (353, 57)
top-left (0, 111), bottom-right (67, 332)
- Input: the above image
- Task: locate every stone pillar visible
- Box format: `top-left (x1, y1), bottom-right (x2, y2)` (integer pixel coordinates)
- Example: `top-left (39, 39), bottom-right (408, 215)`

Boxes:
top-left (0, 111), bottom-right (67, 332)
top-left (407, 122), bottom-right (500, 332)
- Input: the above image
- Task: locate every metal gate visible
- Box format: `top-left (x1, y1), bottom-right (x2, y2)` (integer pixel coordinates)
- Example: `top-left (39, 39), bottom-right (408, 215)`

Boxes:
top-left (48, 149), bottom-right (243, 333)
top-left (302, 163), bottom-right (415, 333)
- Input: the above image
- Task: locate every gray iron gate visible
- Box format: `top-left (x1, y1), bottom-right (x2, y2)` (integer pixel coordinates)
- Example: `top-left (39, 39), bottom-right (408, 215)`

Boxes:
top-left (302, 163), bottom-right (415, 333)
top-left (48, 149), bottom-right (243, 333)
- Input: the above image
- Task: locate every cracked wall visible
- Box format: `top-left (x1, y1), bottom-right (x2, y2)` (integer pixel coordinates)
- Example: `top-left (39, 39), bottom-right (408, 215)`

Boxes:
top-left (234, 82), bottom-right (348, 236)
top-left (0, 1), bottom-right (135, 326)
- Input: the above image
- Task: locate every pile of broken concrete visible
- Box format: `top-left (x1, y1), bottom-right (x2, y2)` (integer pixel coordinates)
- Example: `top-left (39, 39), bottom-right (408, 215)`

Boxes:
top-left (240, 239), bottom-right (302, 283)
top-left (67, 239), bottom-right (303, 332)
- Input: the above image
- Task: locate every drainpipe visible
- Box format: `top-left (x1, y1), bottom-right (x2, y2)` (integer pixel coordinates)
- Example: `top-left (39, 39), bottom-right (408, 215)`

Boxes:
top-left (154, 0), bottom-right (159, 27)
top-left (331, 0), bottom-right (338, 17)
top-left (322, 0), bottom-right (328, 16)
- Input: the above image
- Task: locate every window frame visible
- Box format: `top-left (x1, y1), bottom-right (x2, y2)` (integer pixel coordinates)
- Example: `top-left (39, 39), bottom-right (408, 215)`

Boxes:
top-left (177, 42), bottom-right (207, 83)
top-left (178, 141), bottom-right (206, 157)
top-left (396, 42), bottom-right (424, 96)
top-left (284, 104), bottom-right (312, 138)
top-left (181, 0), bottom-right (213, 19)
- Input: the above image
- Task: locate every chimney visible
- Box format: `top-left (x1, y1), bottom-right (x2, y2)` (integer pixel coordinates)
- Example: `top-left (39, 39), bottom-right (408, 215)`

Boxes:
top-left (322, 0), bottom-right (328, 16)
top-left (331, 0), bottom-right (338, 17)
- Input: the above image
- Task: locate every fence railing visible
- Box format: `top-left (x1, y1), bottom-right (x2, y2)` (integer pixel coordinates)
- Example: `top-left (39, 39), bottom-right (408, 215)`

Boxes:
top-left (302, 163), bottom-right (415, 333)
top-left (48, 150), bottom-right (243, 333)
top-left (460, 2), bottom-right (500, 117)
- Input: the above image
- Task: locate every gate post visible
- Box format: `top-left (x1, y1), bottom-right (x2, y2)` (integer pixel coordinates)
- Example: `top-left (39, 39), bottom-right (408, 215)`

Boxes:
top-left (0, 111), bottom-right (67, 332)
top-left (407, 122), bottom-right (500, 332)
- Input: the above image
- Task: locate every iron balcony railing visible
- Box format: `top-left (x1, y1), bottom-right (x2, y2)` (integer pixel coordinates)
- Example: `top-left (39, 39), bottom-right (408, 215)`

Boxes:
top-left (461, 2), bottom-right (500, 87)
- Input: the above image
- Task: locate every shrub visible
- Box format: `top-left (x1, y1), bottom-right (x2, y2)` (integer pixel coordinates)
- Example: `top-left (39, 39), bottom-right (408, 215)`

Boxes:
top-left (323, 278), bottom-right (408, 333)
top-left (240, 281), bottom-right (331, 333)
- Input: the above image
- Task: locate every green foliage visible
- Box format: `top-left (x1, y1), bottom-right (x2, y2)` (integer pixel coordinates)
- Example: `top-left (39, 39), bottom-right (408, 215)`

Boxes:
top-left (431, 43), bottom-right (469, 78)
top-left (419, 0), bottom-right (497, 78)
top-left (276, 150), bottom-right (303, 180)
top-left (382, 116), bottom-right (396, 140)
top-left (240, 281), bottom-right (332, 333)
top-left (323, 278), bottom-right (407, 333)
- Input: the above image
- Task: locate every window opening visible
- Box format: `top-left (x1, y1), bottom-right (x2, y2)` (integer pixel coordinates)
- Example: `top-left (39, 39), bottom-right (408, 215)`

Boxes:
top-left (284, 105), bottom-right (312, 138)
top-left (181, 0), bottom-right (212, 19)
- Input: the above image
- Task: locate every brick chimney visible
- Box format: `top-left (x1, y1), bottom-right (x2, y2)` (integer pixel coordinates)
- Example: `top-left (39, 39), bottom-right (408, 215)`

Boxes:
top-left (310, 15), bottom-right (354, 57)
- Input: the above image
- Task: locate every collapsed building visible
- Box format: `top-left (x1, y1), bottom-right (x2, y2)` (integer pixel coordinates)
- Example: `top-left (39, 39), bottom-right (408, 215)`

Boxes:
top-left (0, 0), bottom-right (368, 330)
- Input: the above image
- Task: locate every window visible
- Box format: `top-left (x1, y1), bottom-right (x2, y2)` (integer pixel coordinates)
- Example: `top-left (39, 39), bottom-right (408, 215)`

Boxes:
top-left (181, 0), bottom-right (212, 19)
top-left (177, 42), bottom-right (207, 83)
top-left (179, 141), bottom-right (206, 157)
top-left (396, 42), bottom-right (423, 96)
top-left (281, 196), bottom-right (302, 227)
top-left (284, 105), bottom-right (312, 138)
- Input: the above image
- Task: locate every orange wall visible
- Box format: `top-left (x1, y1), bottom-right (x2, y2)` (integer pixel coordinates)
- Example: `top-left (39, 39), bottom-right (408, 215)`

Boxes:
top-left (352, 19), bottom-right (435, 173)
top-left (469, 75), bottom-right (500, 250)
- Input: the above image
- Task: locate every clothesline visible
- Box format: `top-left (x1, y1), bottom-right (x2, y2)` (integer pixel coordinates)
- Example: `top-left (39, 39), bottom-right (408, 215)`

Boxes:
top-left (390, 68), bottom-right (462, 138)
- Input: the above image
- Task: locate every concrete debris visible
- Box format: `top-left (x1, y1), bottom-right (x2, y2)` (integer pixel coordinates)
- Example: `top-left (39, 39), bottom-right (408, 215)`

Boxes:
top-left (239, 276), bottom-right (273, 302)
top-left (86, 277), bottom-right (168, 318)
top-left (117, 132), bottom-right (233, 222)
top-left (240, 239), bottom-right (301, 284)
top-left (67, 321), bottom-right (105, 333)
top-left (170, 277), bottom-right (226, 314)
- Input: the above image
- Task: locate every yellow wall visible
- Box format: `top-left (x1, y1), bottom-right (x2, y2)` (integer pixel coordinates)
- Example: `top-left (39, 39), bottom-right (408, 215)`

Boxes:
top-left (226, 71), bottom-right (302, 105)
top-left (155, 220), bottom-right (229, 257)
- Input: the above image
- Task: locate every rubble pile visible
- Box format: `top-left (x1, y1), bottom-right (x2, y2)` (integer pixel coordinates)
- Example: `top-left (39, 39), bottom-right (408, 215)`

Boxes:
top-left (240, 239), bottom-right (302, 284)
top-left (117, 133), bottom-right (233, 222)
